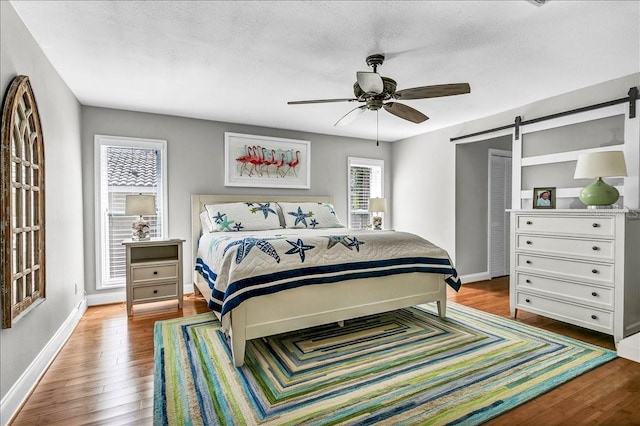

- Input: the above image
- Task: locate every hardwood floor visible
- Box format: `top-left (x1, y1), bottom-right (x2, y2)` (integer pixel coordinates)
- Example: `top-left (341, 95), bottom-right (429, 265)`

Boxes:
top-left (9, 277), bottom-right (640, 425)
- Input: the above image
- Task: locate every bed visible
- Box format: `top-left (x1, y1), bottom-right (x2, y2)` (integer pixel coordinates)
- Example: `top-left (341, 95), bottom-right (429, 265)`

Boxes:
top-left (191, 194), bottom-right (460, 367)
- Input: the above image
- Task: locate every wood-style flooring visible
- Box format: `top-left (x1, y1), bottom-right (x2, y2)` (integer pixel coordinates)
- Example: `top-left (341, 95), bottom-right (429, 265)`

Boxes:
top-left (9, 277), bottom-right (640, 425)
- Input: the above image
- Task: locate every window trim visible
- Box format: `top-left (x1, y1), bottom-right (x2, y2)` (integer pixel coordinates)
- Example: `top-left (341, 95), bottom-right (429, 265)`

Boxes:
top-left (94, 135), bottom-right (168, 290)
top-left (347, 157), bottom-right (384, 229)
top-left (1, 75), bottom-right (46, 328)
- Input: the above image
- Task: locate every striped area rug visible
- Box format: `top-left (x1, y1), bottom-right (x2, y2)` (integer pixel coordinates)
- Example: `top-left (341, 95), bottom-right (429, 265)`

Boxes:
top-left (153, 302), bottom-right (616, 425)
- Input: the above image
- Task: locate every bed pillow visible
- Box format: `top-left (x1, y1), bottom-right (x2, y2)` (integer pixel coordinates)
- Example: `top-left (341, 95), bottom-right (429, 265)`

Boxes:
top-left (204, 202), bottom-right (282, 232)
top-left (278, 202), bottom-right (344, 229)
top-left (200, 210), bottom-right (215, 233)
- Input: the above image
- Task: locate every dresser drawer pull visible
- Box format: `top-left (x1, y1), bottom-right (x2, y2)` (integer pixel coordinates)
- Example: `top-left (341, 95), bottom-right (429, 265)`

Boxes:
top-left (153, 271), bottom-right (158, 275)
top-left (153, 289), bottom-right (158, 294)
top-left (525, 279), bottom-right (531, 284)
top-left (526, 221), bottom-right (533, 225)
top-left (525, 298), bottom-right (531, 303)
top-left (591, 314), bottom-right (598, 320)
top-left (592, 246), bottom-right (599, 251)
top-left (591, 292), bottom-right (598, 297)
top-left (592, 223), bottom-right (600, 228)
top-left (526, 240), bottom-right (532, 245)
top-left (526, 260), bottom-right (532, 265)
top-left (591, 269), bottom-right (598, 274)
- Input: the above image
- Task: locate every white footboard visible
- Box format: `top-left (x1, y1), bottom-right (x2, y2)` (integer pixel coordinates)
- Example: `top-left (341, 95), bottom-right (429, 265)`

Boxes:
top-left (196, 272), bottom-right (447, 367)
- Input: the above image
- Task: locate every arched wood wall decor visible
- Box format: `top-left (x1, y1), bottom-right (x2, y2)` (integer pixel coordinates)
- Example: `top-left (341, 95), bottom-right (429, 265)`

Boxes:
top-left (1, 75), bottom-right (46, 328)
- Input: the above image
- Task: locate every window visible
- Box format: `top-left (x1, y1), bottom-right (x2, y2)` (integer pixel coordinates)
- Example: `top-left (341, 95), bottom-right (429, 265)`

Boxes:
top-left (348, 157), bottom-right (384, 229)
top-left (95, 135), bottom-right (167, 289)
top-left (1, 76), bottom-right (46, 328)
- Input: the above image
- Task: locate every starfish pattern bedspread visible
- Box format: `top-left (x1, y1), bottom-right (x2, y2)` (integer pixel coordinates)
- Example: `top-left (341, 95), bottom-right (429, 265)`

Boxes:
top-left (195, 229), bottom-right (460, 325)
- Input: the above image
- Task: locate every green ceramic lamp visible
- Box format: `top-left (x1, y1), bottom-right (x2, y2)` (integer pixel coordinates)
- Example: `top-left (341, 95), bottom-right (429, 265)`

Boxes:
top-left (574, 151), bottom-right (627, 209)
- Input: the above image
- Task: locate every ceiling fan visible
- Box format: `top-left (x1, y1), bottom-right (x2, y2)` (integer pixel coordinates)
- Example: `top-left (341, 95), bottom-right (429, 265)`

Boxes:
top-left (288, 53), bottom-right (471, 127)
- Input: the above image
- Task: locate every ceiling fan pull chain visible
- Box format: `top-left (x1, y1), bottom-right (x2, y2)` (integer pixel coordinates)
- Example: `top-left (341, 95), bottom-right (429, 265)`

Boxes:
top-left (376, 110), bottom-right (379, 146)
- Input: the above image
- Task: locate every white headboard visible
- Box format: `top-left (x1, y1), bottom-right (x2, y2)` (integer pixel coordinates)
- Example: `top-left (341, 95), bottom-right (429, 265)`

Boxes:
top-left (191, 194), bottom-right (334, 285)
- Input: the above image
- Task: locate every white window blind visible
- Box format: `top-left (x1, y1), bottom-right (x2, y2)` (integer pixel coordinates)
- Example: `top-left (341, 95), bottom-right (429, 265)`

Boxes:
top-left (348, 157), bottom-right (384, 229)
top-left (95, 136), bottom-right (167, 289)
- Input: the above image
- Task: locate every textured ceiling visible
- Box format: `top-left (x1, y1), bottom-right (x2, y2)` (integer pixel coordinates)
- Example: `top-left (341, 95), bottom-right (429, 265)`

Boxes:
top-left (9, 1), bottom-right (640, 142)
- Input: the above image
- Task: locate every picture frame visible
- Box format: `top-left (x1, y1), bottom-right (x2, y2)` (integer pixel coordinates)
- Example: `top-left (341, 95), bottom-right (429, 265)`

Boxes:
top-left (533, 187), bottom-right (556, 209)
top-left (224, 132), bottom-right (310, 189)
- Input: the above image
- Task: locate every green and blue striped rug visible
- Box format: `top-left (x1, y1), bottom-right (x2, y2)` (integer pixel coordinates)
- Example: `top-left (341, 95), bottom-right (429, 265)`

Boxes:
top-left (153, 302), bottom-right (616, 425)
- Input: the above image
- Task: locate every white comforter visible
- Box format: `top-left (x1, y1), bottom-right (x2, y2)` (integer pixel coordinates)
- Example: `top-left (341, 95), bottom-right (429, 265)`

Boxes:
top-left (195, 228), bottom-right (459, 325)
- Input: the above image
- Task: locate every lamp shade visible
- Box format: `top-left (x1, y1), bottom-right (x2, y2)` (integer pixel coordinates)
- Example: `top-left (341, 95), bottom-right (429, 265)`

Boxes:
top-left (368, 197), bottom-right (387, 213)
top-left (574, 151), bottom-right (628, 179)
top-left (125, 194), bottom-right (156, 216)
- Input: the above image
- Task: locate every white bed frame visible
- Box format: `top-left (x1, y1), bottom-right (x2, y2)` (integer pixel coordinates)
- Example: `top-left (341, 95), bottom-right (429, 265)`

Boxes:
top-left (191, 194), bottom-right (448, 367)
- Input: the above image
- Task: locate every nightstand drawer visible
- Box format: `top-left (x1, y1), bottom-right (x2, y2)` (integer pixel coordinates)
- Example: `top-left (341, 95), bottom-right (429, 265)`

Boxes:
top-left (516, 273), bottom-right (613, 308)
top-left (516, 235), bottom-right (614, 260)
top-left (516, 215), bottom-right (614, 237)
top-left (132, 263), bottom-right (178, 282)
top-left (132, 282), bottom-right (178, 301)
top-left (516, 292), bottom-right (613, 332)
top-left (516, 253), bottom-right (613, 284)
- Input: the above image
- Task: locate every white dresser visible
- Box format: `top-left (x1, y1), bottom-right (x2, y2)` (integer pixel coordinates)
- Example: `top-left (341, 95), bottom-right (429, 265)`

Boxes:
top-left (509, 209), bottom-right (640, 345)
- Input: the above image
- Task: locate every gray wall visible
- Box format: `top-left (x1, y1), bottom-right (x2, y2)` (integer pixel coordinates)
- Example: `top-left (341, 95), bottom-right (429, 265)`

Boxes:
top-left (393, 73), bottom-right (640, 276)
top-left (1, 2), bottom-right (84, 403)
top-left (81, 107), bottom-right (392, 296)
top-left (455, 135), bottom-right (512, 275)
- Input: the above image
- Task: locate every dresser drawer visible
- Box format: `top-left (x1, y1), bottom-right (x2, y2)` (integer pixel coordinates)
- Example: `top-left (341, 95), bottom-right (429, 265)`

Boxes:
top-left (131, 263), bottom-right (178, 282)
top-left (515, 235), bottom-right (614, 260)
top-left (516, 253), bottom-right (613, 284)
top-left (516, 273), bottom-right (613, 309)
top-left (132, 282), bottom-right (178, 301)
top-left (516, 292), bottom-right (613, 333)
top-left (516, 215), bottom-right (614, 237)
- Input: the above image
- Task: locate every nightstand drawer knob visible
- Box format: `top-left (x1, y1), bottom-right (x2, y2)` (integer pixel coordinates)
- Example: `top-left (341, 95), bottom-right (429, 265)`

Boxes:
top-left (525, 298), bottom-right (531, 303)
top-left (592, 269), bottom-right (598, 274)
top-left (526, 240), bottom-right (532, 245)
top-left (526, 279), bottom-right (531, 284)
top-left (526, 260), bottom-right (532, 265)
top-left (153, 271), bottom-right (158, 275)
top-left (526, 221), bottom-right (533, 225)
top-left (591, 292), bottom-right (598, 297)
top-left (591, 314), bottom-right (597, 320)
top-left (592, 246), bottom-right (599, 251)
top-left (592, 223), bottom-right (600, 228)
top-left (153, 289), bottom-right (158, 294)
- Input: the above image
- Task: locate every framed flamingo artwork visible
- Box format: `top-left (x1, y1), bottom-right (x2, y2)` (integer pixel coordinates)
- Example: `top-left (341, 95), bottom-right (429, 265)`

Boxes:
top-left (224, 132), bottom-right (311, 189)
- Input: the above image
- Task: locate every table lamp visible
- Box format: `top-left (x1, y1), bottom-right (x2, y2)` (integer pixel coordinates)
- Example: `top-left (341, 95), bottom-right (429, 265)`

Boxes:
top-left (125, 194), bottom-right (156, 240)
top-left (368, 197), bottom-right (387, 230)
top-left (573, 151), bottom-right (627, 208)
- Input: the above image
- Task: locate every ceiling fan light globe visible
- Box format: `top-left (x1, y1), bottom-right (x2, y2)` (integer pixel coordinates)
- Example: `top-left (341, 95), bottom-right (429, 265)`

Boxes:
top-left (356, 72), bottom-right (383, 94)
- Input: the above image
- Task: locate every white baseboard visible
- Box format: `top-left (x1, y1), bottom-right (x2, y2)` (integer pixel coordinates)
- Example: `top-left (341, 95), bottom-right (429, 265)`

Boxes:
top-left (1, 298), bottom-right (87, 426)
top-left (86, 291), bottom-right (125, 306)
top-left (459, 272), bottom-right (491, 284)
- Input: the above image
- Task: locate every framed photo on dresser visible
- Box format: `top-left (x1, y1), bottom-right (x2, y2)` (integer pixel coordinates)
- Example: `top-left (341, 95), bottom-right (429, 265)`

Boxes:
top-left (533, 187), bottom-right (556, 209)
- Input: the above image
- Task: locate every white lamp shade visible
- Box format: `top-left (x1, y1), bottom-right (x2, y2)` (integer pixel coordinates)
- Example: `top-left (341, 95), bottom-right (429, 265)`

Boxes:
top-left (574, 151), bottom-right (628, 179)
top-left (369, 197), bottom-right (387, 213)
top-left (125, 194), bottom-right (156, 216)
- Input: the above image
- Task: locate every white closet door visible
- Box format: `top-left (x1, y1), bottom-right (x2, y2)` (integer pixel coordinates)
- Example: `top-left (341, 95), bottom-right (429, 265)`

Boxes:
top-left (489, 152), bottom-right (512, 278)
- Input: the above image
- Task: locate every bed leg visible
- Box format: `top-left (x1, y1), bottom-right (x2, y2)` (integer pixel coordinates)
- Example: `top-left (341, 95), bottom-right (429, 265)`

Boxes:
top-left (437, 299), bottom-right (447, 318)
top-left (230, 310), bottom-right (247, 367)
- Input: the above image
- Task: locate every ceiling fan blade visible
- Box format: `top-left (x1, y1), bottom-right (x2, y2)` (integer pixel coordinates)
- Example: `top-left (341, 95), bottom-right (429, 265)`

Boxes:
top-left (288, 98), bottom-right (358, 105)
top-left (356, 71), bottom-right (383, 94)
top-left (383, 102), bottom-right (429, 123)
top-left (334, 105), bottom-right (368, 127)
top-left (395, 83), bottom-right (471, 100)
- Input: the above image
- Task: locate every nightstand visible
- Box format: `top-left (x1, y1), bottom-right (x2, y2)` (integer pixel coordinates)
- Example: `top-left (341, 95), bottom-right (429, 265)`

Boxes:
top-left (122, 238), bottom-right (185, 316)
